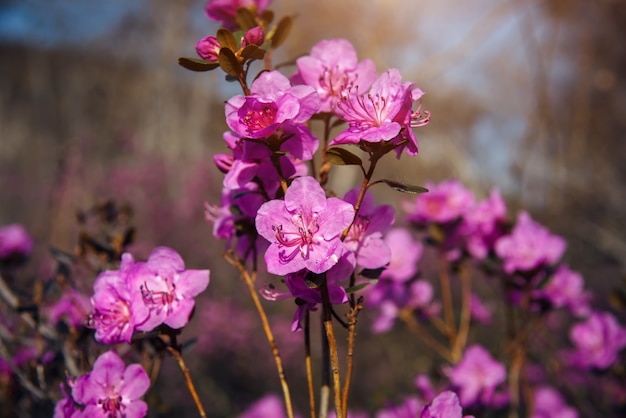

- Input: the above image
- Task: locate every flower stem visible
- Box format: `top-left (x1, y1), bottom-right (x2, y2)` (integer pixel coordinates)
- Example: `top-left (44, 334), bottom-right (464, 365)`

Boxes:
top-left (453, 263), bottom-right (472, 362)
top-left (166, 344), bottom-right (206, 418)
top-left (225, 252), bottom-right (294, 418)
top-left (437, 253), bottom-right (457, 346)
top-left (320, 277), bottom-right (344, 418)
top-left (305, 311), bottom-right (316, 418)
top-left (341, 299), bottom-right (362, 414)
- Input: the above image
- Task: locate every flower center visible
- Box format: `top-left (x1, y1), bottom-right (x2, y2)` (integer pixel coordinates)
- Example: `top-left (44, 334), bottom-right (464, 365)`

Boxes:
top-left (240, 99), bottom-right (278, 134)
top-left (141, 278), bottom-right (176, 315)
top-left (272, 211), bottom-right (320, 263)
top-left (336, 88), bottom-right (390, 130)
top-left (99, 395), bottom-right (124, 417)
top-left (345, 215), bottom-right (370, 244)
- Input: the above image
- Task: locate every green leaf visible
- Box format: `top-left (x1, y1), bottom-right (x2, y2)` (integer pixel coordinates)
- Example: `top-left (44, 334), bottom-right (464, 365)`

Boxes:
top-left (381, 179), bottom-right (429, 194)
top-left (241, 44), bottom-right (266, 60)
top-left (218, 48), bottom-right (242, 76)
top-left (236, 7), bottom-right (258, 31)
top-left (270, 16), bottom-right (292, 48)
top-left (326, 147), bottom-right (363, 166)
top-left (216, 28), bottom-right (238, 51)
top-left (345, 282), bottom-right (371, 294)
top-left (178, 57), bottom-right (220, 72)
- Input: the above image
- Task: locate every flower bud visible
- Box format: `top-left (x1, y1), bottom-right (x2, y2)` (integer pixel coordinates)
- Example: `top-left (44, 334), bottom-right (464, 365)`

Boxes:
top-left (195, 36), bottom-right (221, 61)
top-left (242, 26), bottom-right (265, 48)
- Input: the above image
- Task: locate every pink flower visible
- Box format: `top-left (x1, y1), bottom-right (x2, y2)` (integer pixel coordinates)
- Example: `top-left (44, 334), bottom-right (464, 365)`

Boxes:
top-left (205, 0), bottom-right (272, 31)
top-left (195, 35), bottom-right (221, 61)
top-left (569, 311), bottom-right (626, 370)
top-left (449, 345), bottom-right (506, 407)
top-left (255, 176), bottom-right (355, 275)
top-left (72, 350), bottom-right (150, 418)
top-left (242, 26), bottom-right (265, 48)
top-left (531, 386), bottom-right (578, 418)
top-left (495, 211), bottom-right (566, 274)
top-left (420, 391), bottom-right (473, 418)
top-left (376, 396), bottom-right (423, 418)
top-left (225, 71), bottom-right (320, 160)
top-left (239, 394), bottom-right (286, 418)
top-left (47, 289), bottom-right (91, 329)
top-left (0, 223), bottom-right (34, 260)
top-left (380, 228), bottom-right (423, 282)
top-left (404, 180), bottom-right (475, 225)
top-left (87, 269), bottom-right (136, 344)
top-left (331, 68), bottom-right (430, 157)
top-left (126, 247), bottom-right (210, 331)
top-left (461, 188), bottom-right (507, 260)
top-left (293, 38), bottom-right (377, 113)
top-left (535, 265), bottom-right (590, 317)
top-left (343, 189), bottom-right (395, 270)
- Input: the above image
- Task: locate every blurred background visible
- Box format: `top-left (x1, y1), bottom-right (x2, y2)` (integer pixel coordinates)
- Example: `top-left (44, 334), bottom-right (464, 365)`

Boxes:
top-left (1, 0), bottom-right (625, 416)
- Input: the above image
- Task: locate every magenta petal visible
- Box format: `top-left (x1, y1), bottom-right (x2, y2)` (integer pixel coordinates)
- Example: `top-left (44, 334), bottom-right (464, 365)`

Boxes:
top-left (123, 401), bottom-right (148, 418)
top-left (357, 237), bottom-right (391, 269)
top-left (147, 247), bottom-right (185, 272)
top-left (91, 350), bottom-right (125, 388)
top-left (317, 198), bottom-right (354, 240)
top-left (284, 176), bottom-right (327, 213)
top-left (251, 71), bottom-right (292, 98)
top-left (120, 364), bottom-right (150, 400)
top-left (256, 200), bottom-right (291, 242)
top-left (264, 243), bottom-right (306, 276)
top-left (165, 299), bottom-right (195, 329)
top-left (177, 270), bottom-right (210, 298)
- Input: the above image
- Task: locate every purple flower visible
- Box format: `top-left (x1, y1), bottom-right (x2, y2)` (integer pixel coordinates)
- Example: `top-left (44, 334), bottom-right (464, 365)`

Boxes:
top-left (461, 188), bottom-right (507, 260)
top-left (420, 391), bottom-right (472, 418)
top-left (293, 38), bottom-right (377, 113)
top-left (87, 268), bottom-right (136, 344)
top-left (47, 289), bottom-right (91, 329)
top-left (569, 311), bottom-right (626, 370)
top-left (242, 26), bottom-right (265, 48)
top-left (255, 176), bottom-right (355, 275)
top-left (449, 345), bottom-right (506, 407)
top-left (239, 394), bottom-right (286, 418)
top-left (343, 189), bottom-right (395, 270)
top-left (72, 350), bottom-right (150, 418)
top-left (495, 211), bottom-right (566, 274)
top-left (531, 386), bottom-right (578, 418)
top-left (331, 68), bottom-right (430, 157)
top-left (0, 223), bottom-right (34, 260)
top-left (404, 180), bottom-right (475, 225)
top-left (195, 35), bottom-right (221, 61)
top-left (470, 293), bottom-right (493, 325)
top-left (205, 0), bottom-right (272, 31)
top-left (225, 71), bottom-right (320, 160)
top-left (126, 247), bottom-right (210, 331)
top-left (535, 265), bottom-right (590, 317)
top-left (380, 228), bottom-right (423, 282)
top-left (376, 396), bottom-right (423, 418)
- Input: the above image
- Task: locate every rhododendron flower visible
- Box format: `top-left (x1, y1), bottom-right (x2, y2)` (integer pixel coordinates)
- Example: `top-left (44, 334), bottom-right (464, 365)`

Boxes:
top-left (461, 188), bottom-right (507, 259)
top-left (127, 247), bottom-right (210, 331)
top-left (255, 176), bottom-right (355, 275)
top-left (376, 396), bottom-right (423, 418)
top-left (53, 382), bottom-right (79, 418)
top-left (87, 269), bottom-right (136, 344)
top-left (47, 289), bottom-right (91, 329)
top-left (495, 211), bottom-right (566, 274)
top-left (420, 391), bottom-right (474, 418)
top-left (72, 350), bottom-right (150, 418)
top-left (225, 71), bottom-right (320, 160)
top-left (293, 38), bottom-right (377, 112)
top-left (331, 68), bottom-right (429, 157)
top-left (380, 228), bottom-right (423, 282)
top-left (535, 265), bottom-right (590, 317)
top-left (531, 386), bottom-right (578, 418)
top-left (205, 0), bottom-right (272, 31)
top-left (449, 345), bottom-right (506, 407)
top-left (569, 311), bottom-right (626, 370)
top-left (0, 223), bottom-right (34, 260)
top-left (343, 188), bottom-right (395, 269)
top-left (241, 26), bottom-right (264, 48)
top-left (404, 180), bottom-right (475, 225)
top-left (195, 35), bottom-right (221, 61)
top-left (239, 394), bottom-right (286, 418)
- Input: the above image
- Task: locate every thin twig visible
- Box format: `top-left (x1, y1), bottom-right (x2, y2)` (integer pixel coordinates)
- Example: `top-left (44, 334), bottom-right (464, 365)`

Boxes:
top-left (453, 263), bottom-right (472, 362)
top-left (305, 311), bottom-right (316, 418)
top-left (320, 278), bottom-right (344, 418)
top-left (224, 252), bottom-right (294, 418)
top-left (437, 254), bottom-right (456, 345)
top-left (398, 309), bottom-right (455, 363)
top-left (341, 300), bottom-right (362, 414)
top-left (165, 344), bottom-right (206, 418)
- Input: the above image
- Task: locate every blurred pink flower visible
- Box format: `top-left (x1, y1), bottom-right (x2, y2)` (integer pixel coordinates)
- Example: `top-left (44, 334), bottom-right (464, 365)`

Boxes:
top-left (404, 180), bottom-right (475, 225)
top-left (420, 391), bottom-right (473, 418)
top-left (205, 0), bottom-right (272, 31)
top-left (238, 394), bottom-right (286, 418)
top-left (495, 211), bottom-right (566, 274)
top-left (531, 386), bottom-right (578, 418)
top-left (0, 223), bottom-right (34, 260)
top-left (449, 345), bottom-right (506, 407)
top-left (380, 228), bottom-right (422, 283)
top-left (569, 311), bottom-right (626, 370)
top-left (72, 350), bottom-right (150, 418)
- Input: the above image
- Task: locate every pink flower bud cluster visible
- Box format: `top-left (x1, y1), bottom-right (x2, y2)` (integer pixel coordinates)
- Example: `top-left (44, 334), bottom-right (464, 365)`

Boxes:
top-left (86, 247), bottom-right (210, 344)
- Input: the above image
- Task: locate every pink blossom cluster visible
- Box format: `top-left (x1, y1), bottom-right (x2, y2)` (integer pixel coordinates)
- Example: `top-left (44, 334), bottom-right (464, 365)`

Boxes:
top-left (86, 246), bottom-right (210, 344)
top-left (54, 350), bottom-right (150, 418)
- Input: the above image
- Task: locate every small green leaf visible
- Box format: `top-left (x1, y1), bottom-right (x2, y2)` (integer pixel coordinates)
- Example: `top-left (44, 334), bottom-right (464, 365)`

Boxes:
top-left (326, 147), bottom-right (363, 166)
top-left (216, 28), bottom-right (238, 51)
top-left (218, 48), bottom-right (242, 76)
top-left (178, 57), bottom-right (220, 72)
top-left (241, 44), bottom-right (266, 60)
top-left (381, 179), bottom-right (429, 194)
top-left (345, 282), bottom-right (371, 294)
top-left (236, 7), bottom-right (258, 31)
top-left (270, 16), bottom-right (292, 48)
